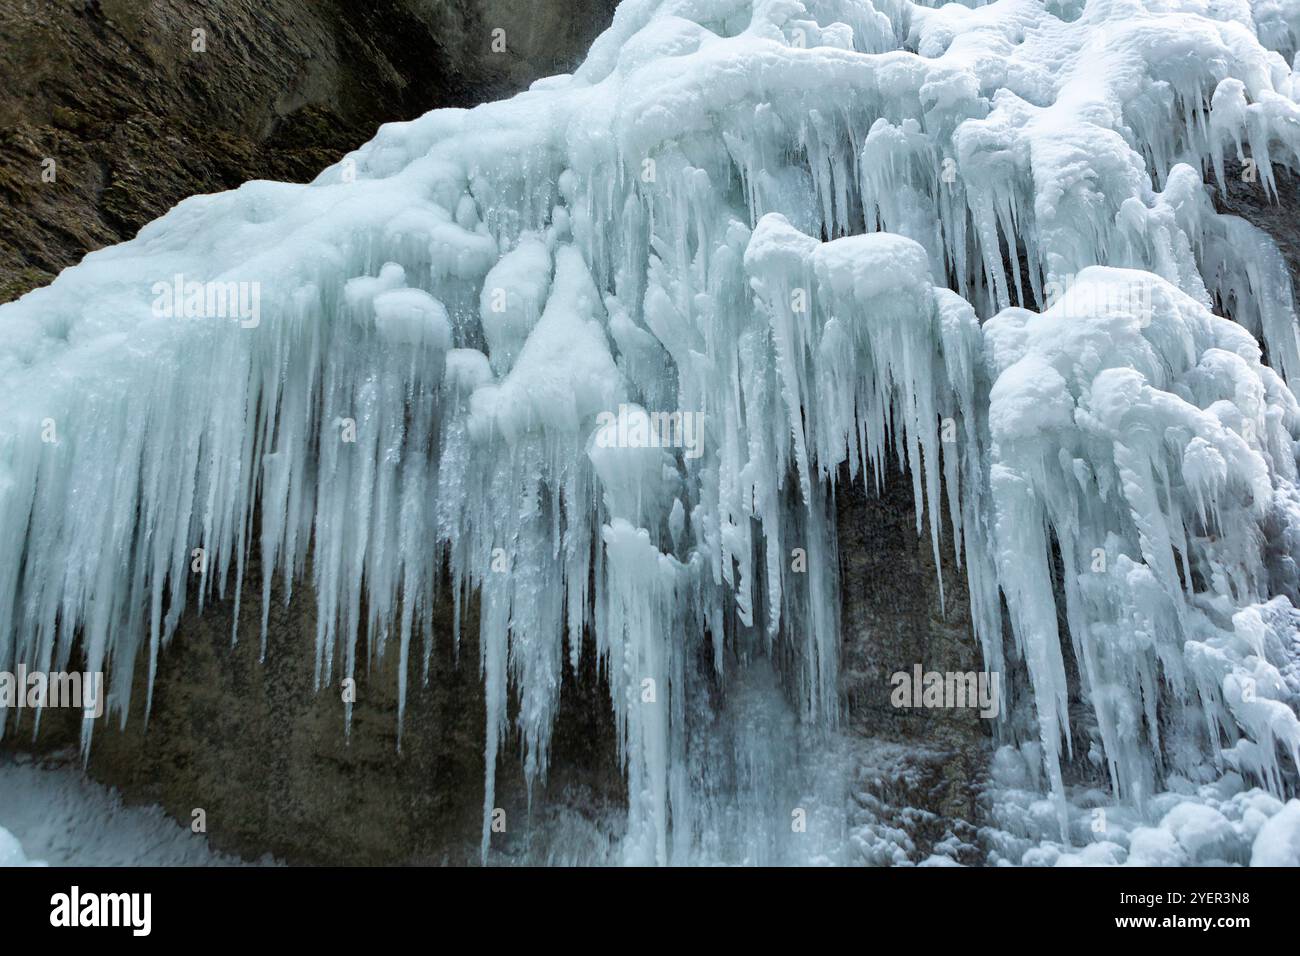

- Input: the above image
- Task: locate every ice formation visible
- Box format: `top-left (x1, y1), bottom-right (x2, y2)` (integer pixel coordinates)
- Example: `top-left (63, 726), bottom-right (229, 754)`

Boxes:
top-left (3, 0), bottom-right (1300, 864)
top-left (0, 826), bottom-right (40, 867)
top-left (0, 756), bottom-right (249, 866)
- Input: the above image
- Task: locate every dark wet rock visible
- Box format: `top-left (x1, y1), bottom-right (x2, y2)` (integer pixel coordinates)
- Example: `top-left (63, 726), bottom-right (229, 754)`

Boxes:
top-left (0, 0), bottom-right (618, 302)
top-left (835, 463), bottom-right (993, 854)
top-left (1213, 160), bottom-right (1300, 308)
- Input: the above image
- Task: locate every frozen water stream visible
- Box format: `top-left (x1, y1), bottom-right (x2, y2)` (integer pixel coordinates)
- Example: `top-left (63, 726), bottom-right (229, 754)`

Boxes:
top-left (2, 0), bottom-right (1300, 864)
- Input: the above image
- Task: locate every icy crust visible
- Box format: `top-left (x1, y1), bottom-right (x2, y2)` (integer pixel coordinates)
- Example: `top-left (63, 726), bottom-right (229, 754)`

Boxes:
top-left (883, 0), bottom-right (1300, 385)
top-left (0, 827), bottom-right (41, 867)
top-left (0, 755), bottom-right (252, 866)
top-left (983, 746), bottom-right (1300, 865)
top-left (986, 267), bottom-right (1300, 833)
top-left (1, 0), bottom-right (1300, 864)
top-left (1250, 0), bottom-right (1300, 61)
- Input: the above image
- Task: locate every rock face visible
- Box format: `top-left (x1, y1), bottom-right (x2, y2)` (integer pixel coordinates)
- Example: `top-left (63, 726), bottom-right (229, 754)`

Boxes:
top-left (0, 0), bottom-right (619, 301)
top-left (1214, 161), bottom-right (1300, 317)
top-left (835, 466), bottom-right (993, 862)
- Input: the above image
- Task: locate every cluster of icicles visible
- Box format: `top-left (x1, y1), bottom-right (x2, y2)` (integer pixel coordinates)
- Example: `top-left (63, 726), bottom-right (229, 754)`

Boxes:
top-left (3, 0), bottom-right (1300, 863)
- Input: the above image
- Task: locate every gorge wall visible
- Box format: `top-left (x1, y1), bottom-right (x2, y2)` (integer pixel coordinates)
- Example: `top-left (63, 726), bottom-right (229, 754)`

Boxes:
top-left (0, 0), bottom-right (619, 301)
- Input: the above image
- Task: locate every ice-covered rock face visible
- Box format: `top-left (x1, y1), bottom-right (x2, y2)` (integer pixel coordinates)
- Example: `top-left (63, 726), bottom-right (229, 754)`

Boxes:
top-left (2, 0), bottom-right (1300, 864)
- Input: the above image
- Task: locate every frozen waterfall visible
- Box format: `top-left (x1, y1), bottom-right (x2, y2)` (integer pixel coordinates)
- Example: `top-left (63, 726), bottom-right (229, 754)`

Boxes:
top-left (3, 0), bottom-right (1300, 865)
